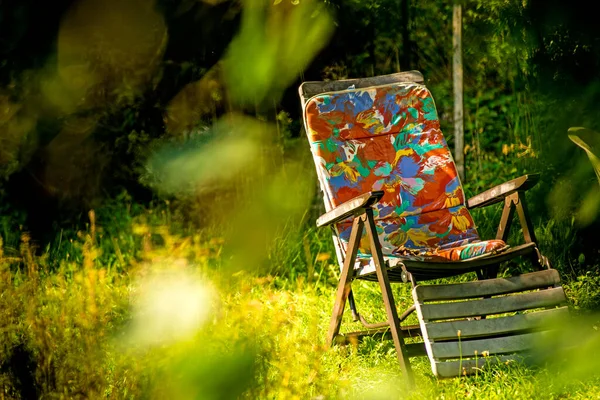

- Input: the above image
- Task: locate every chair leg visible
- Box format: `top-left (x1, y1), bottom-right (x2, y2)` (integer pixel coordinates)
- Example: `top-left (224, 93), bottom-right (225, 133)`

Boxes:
top-left (496, 194), bottom-right (516, 242)
top-left (474, 264), bottom-right (500, 321)
top-left (375, 265), bottom-right (415, 383)
top-left (348, 290), bottom-right (360, 322)
top-left (364, 210), bottom-right (414, 384)
top-left (476, 264), bottom-right (499, 281)
top-left (326, 263), bottom-right (354, 346)
top-left (327, 216), bottom-right (364, 346)
top-left (516, 192), bottom-right (537, 245)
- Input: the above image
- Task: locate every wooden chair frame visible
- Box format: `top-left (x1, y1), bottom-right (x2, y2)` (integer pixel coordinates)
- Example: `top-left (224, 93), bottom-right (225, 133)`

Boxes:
top-left (318, 174), bottom-right (551, 383)
top-left (300, 72), bottom-right (566, 382)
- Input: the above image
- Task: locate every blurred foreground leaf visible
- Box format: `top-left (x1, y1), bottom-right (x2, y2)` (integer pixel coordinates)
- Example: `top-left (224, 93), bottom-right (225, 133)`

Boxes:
top-left (533, 312), bottom-right (600, 387)
top-left (567, 127), bottom-right (600, 225)
top-left (128, 268), bottom-right (216, 346)
top-left (569, 127), bottom-right (600, 184)
top-left (223, 0), bottom-right (334, 106)
top-left (159, 345), bottom-right (257, 400)
top-left (143, 113), bottom-right (266, 195)
top-left (143, 112), bottom-right (314, 273)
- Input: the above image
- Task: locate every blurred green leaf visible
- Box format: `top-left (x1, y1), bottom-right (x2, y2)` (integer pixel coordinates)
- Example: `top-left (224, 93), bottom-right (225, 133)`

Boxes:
top-left (577, 187), bottom-right (600, 226)
top-left (160, 344), bottom-right (257, 400)
top-left (223, 0), bottom-right (334, 106)
top-left (569, 127), bottom-right (600, 184)
top-left (568, 127), bottom-right (600, 225)
top-left (143, 114), bottom-right (265, 195)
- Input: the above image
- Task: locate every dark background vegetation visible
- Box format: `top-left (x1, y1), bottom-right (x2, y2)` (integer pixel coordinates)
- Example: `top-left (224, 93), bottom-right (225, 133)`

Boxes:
top-left (1, 0), bottom-right (600, 272)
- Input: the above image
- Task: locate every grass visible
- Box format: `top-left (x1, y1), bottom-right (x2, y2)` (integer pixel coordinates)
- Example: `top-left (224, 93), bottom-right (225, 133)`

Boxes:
top-left (0, 130), bottom-right (596, 398)
top-left (1, 194), bottom-right (600, 399)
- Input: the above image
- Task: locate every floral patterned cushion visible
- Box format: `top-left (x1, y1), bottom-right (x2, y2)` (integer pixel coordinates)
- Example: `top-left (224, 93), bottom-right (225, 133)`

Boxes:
top-left (304, 82), bottom-right (508, 262)
top-left (357, 239), bottom-right (508, 263)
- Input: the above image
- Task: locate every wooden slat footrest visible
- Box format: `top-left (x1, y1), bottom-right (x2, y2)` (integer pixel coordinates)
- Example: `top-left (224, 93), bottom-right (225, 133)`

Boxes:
top-left (412, 269), bottom-right (569, 378)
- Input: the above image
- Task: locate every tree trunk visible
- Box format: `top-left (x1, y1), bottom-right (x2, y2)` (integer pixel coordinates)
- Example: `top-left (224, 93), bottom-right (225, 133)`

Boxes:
top-left (453, 3), bottom-right (465, 181)
top-left (400, 0), bottom-right (410, 70)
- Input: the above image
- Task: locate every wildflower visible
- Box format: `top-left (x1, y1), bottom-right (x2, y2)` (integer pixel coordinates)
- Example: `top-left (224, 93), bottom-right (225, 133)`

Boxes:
top-left (457, 330), bottom-right (462, 337)
top-left (482, 351), bottom-right (490, 357)
top-left (316, 253), bottom-right (331, 262)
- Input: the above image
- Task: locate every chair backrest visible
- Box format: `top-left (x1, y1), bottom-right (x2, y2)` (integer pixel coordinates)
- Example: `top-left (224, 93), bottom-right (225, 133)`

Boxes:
top-left (299, 72), bottom-right (481, 262)
top-left (299, 71), bottom-right (425, 106)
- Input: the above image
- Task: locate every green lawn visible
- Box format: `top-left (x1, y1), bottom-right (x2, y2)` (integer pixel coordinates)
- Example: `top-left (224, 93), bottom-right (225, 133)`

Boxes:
top-left (1, 205), bottom-right (600, 399)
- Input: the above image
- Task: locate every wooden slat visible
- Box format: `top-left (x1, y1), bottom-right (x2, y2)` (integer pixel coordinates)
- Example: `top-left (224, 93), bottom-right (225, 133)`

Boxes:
top-left (430, 331), bottom-right (543, 359)
top-left (299, 71), bottom-right (424, 103)
top-left (415, 269), bottom-right (561, 302)
top-left (419, 287), bottom-right (566, 321)
top-left (425, 307), bottom-right (569, 340)
top-left (434, 354), bottom-right (528, 378)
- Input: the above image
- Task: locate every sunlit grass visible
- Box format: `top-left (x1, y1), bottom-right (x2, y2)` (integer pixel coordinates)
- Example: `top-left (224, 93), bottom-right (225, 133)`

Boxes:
top-left (1, 203), bottom-right (600, 398)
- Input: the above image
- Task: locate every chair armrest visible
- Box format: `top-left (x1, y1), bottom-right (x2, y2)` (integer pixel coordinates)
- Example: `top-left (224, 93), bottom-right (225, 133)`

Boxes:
top-left (316, 191), bottom-right (384, 228)
top-left (467, 174), bottom-right (540, 209)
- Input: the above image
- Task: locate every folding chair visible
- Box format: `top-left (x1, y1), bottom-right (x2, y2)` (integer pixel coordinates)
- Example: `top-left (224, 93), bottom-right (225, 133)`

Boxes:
top-left (298, 71), bottom-right (568, 381)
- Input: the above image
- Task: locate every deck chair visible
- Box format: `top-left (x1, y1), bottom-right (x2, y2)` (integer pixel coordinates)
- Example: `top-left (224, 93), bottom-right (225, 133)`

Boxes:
top-left (298, 71), bottom-right (568, 381)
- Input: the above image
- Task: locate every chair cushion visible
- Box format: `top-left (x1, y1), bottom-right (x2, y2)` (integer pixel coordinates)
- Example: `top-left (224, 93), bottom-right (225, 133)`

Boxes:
top-left (305, 84), bottom-right (466, 220)
top-left (337, 205), bottom-right (479, 256)
top-left (303, 82), bottom-right (512, 268)
top-left (357, 239), bottom-right (509, 264)
top-left (305, 83), bottom-right (487, 259)
top-left (395, 239), bottom-right (509, 262)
